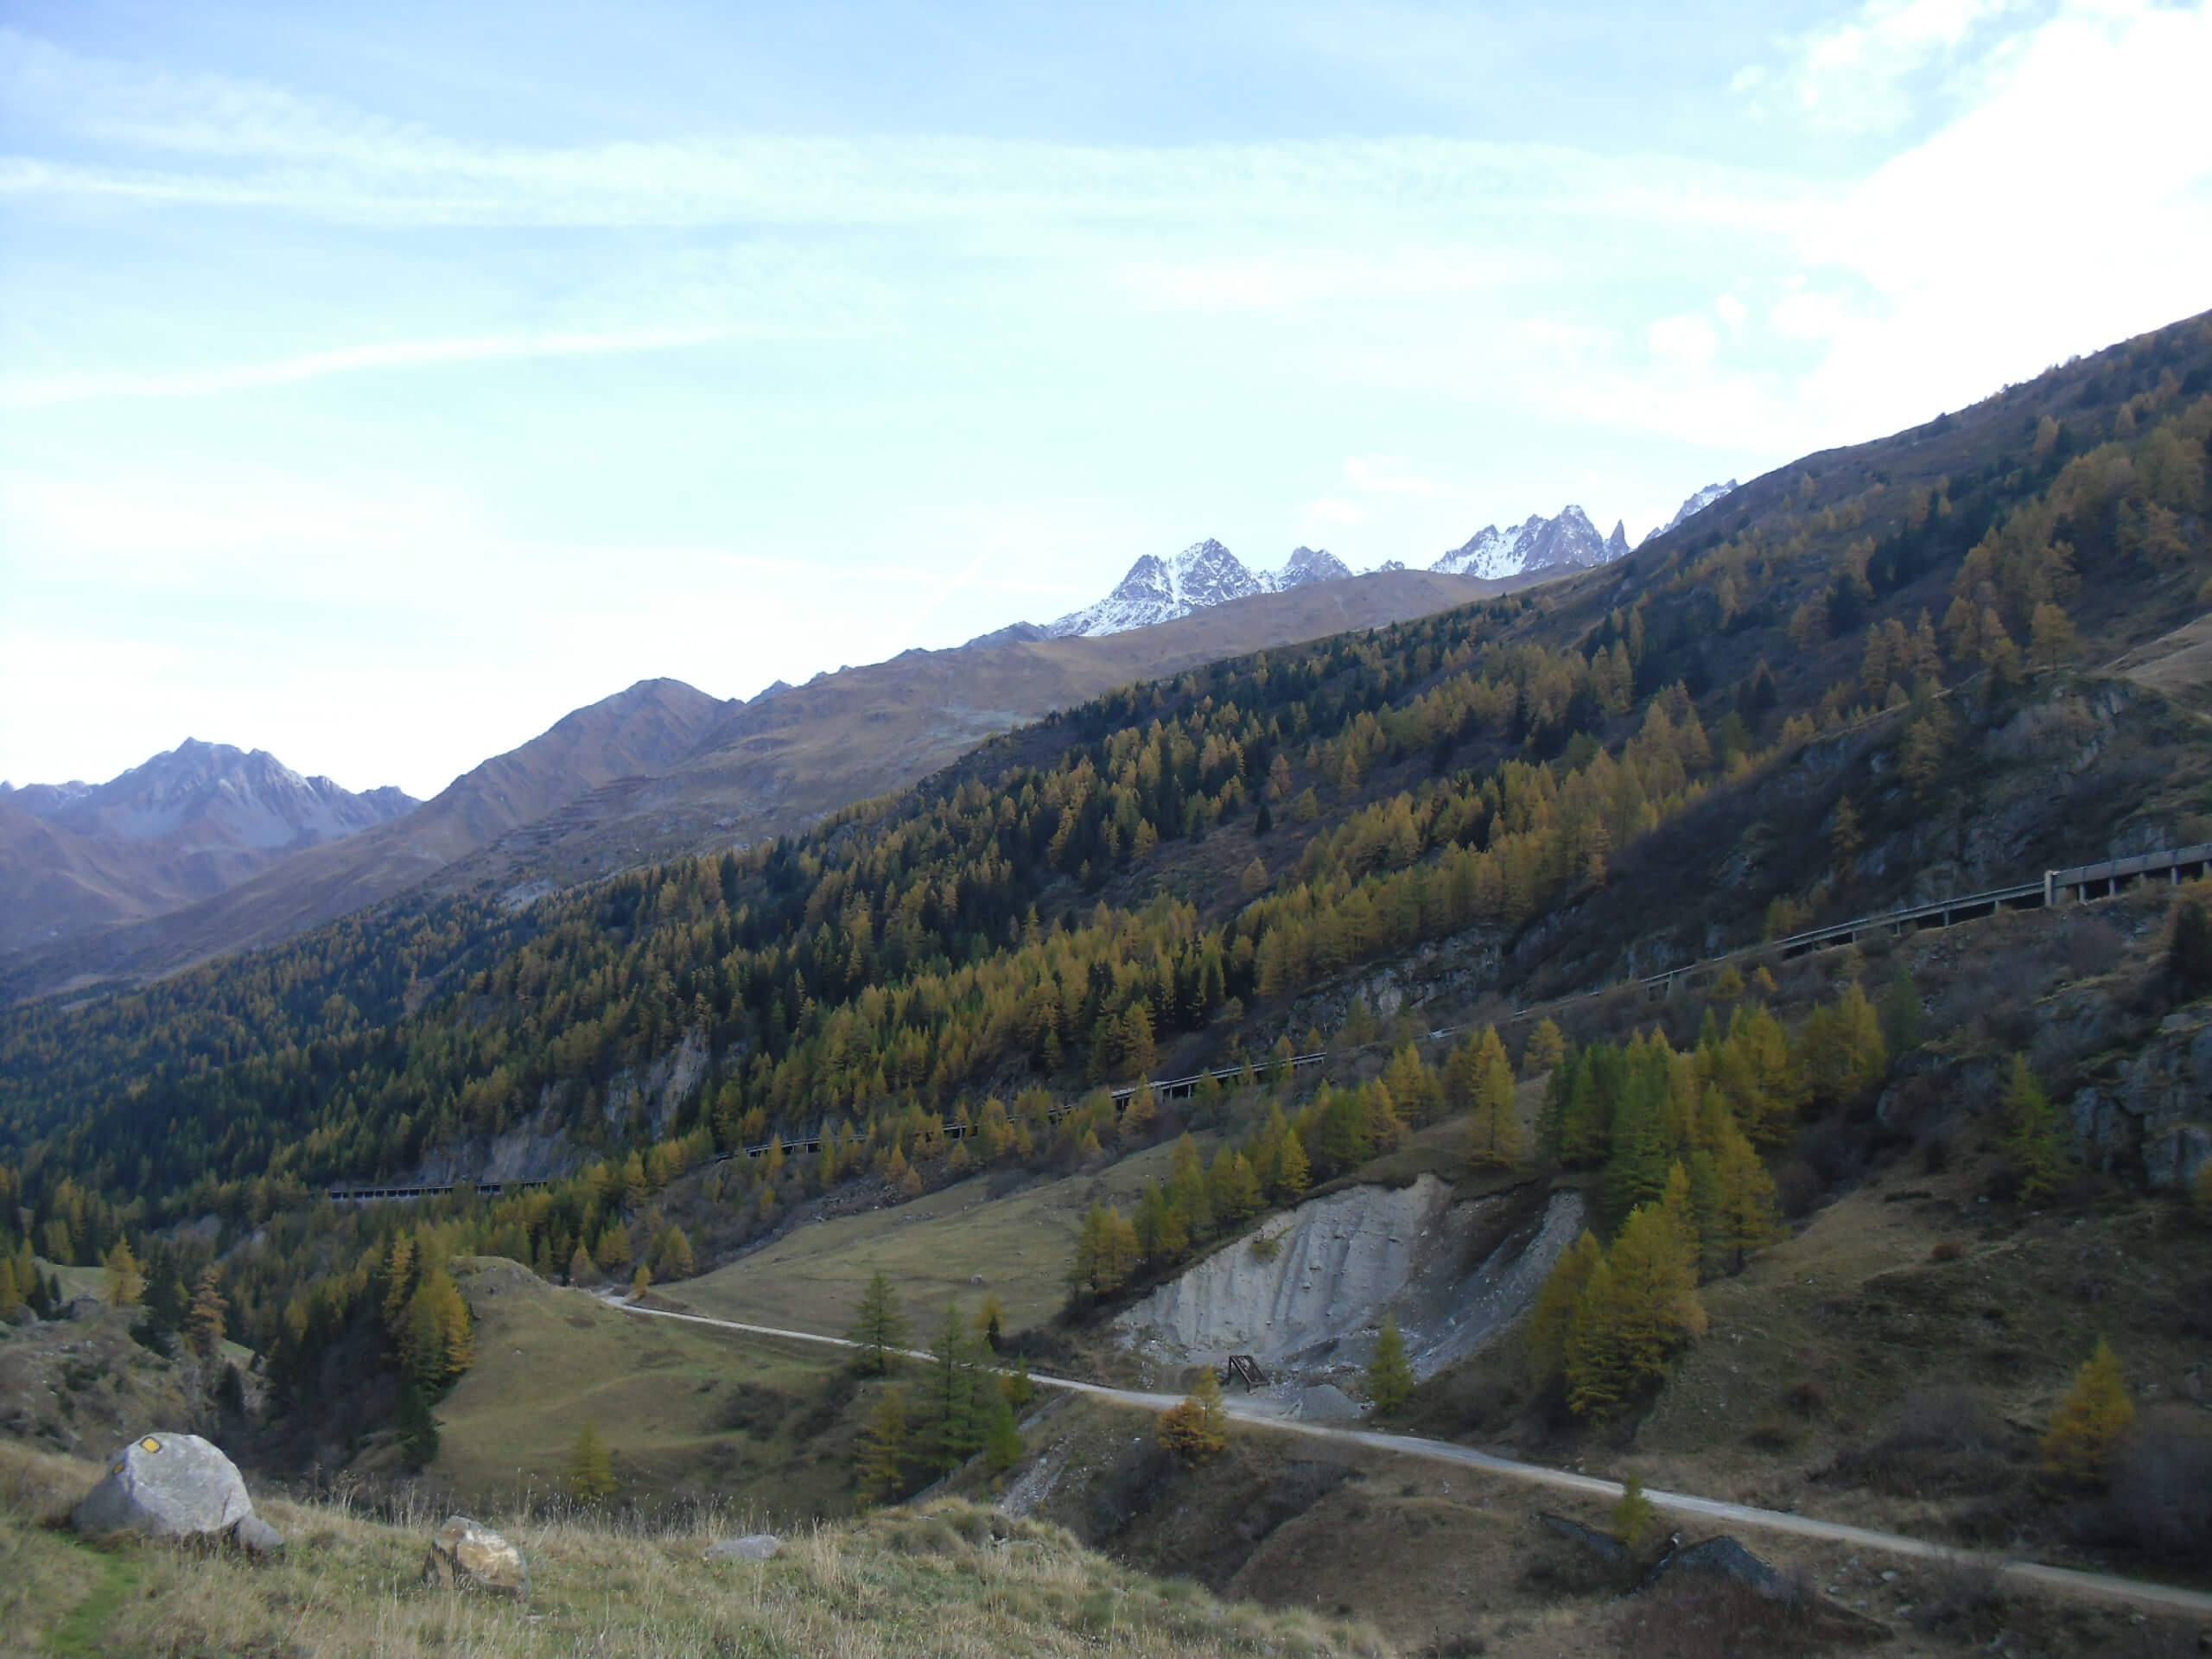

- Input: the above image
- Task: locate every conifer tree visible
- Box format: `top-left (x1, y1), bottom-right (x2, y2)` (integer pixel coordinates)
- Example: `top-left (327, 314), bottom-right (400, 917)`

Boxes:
top-left (1466, 1027), bottom-right (1523, 1168)
top-left (976, 1292), bottom-right (1005, 1352)
top-left (1274, 1122), bottom-right (1311, 1199)
top-left (981, 1387), bottom-right (1023, 1474)
top-left (1367, 1313), bottom-right (1415, 1415)
top-left (1882, 965), bottom-right (1925, 1056)
top-left (2041, 1338), bottom-right (2133, 1485)
top-left (568, 1243), bottom-right (597, 1286)
top-left (1529, 1230), bottom-right (1603, 1384)
top-left (568, 1419), bottom-right (616, 1503)
top-left (659, 1227), bottom-right (696, 1280)
top-left (855, 1386), bottom-right (910, 1503)
top-left (1003, 1353), bottom-right (1036, 1408)
top-left (186, 1268), bottom-right (226, 1358)
top-left (923, 1302), bottom-right (982, 1471)
top-left (0, 1256), bottom-right (17, 1317)
top-left (1564, 1256), bottom-right (1626, 1418)
top-left (849, 1271), bottom-right (909, 1375)
top-left (1523, 1018), bottom-right (1567, 1076)
top-left (2005, 1054), bottom-right (2066, 1203)
top-left (103, 1240), bottom-right (144, 1308)
top-left (1701, 1120), bottom-right (1783, 1272)
top-left (1158, 1368), bottom-right (1230, 1465)
top-left (397, 1378), bottom-right (439, 1467)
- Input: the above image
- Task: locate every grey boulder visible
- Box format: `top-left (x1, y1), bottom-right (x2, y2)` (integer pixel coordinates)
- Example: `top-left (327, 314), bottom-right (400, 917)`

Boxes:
top-left (423, 1515), bottom-right (529, 1598)
top-left (72, 1433), bottom-right (254, 1539)
top-left (703, 1533), bottom-right (781, 1562)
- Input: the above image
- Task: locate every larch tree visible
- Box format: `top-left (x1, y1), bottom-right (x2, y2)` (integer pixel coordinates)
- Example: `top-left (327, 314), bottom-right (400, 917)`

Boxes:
top-left (849, 1271), bottom-right (910, 1375)
top-left (186, 1268), bottom-right (226, 1358)
top-left (855, 1386), bottom-right (910, 1503)
top-left (2041, 1338), bottom-right (2133, 1485)
top-left (103, 1240), bottom-right (144, 1308)
top-left (568, 1419), bottom-right (616, 1503)
top-left (1528, 1230), bottom-right (1603, 1384)
top-left (2005, 1055), bottom-right (2067, 1204)
top-left (1466, 1027), bottom-right (1523, 1169)
top-left (1158, 1368), bottom-right (1230, 1466)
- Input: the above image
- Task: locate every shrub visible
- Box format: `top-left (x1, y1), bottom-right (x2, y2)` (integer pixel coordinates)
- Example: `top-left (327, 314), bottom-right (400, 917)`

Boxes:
top-left (1157, 1370), bottom-right (1229, 1466)
top-left (1930, 1240), bottom-right (1967, 1262)
top-left (2041, 1338), bottom-right (2134, 1485)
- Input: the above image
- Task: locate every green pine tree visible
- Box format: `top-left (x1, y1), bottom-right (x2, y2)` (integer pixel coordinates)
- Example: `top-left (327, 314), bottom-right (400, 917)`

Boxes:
top-left (849, 1271), bottom-right (909, 1375)
top-left (1366, 1313), bottom-right (1415, 1416)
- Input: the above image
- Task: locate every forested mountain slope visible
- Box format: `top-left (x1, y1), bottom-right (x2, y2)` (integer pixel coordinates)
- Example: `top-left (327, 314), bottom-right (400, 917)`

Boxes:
top-left (1, 309), bottom-right (2208, 1474)
top-left (0, 574), bottom-right (1494, 1007)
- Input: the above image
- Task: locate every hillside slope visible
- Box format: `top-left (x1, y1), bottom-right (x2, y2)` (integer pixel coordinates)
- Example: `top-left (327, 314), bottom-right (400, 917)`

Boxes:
top-left (0, 573), bottom-right (1493, 1004)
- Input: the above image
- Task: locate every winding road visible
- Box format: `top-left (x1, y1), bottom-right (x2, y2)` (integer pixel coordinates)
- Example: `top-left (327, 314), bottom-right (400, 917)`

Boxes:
top-left (618, 1299), bottom-right (2212, 1622)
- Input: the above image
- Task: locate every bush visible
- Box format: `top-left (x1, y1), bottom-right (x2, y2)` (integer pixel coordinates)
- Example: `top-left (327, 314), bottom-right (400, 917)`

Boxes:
top-left (1616, 1573), bottom-right (1829, 1658)
top-left (1834, 1386), bottom-right (2012, 1498)
top-left (2069, 1414), bottom-right (2212, 1560)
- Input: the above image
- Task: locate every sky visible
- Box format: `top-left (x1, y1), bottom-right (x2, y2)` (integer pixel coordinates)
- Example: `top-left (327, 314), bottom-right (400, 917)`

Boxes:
top-left (3, 1), bottom-right (2209, 799)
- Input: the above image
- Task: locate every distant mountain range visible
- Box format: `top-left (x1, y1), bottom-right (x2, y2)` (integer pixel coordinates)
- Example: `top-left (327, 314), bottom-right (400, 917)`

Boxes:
top-left (0, 741), bottom-right (416, 955)
top-left (1045, 542), bottom-right (1355, 638)
top-left (1432, 507), bottom-right (1629, 582)
top-left (1, 571), bottom-right (1492, 1000)
top-left (1039, 483), bottom-right (1736, 641)
top-left (3, 476), bottom-right (1738, 995)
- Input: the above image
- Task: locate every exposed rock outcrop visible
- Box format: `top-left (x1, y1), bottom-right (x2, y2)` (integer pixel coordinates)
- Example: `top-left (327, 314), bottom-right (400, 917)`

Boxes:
top-left (1116, 1177), bottom-right (1584, 1389)
top-left (2069, 1008), bottom-right (2212, 1190)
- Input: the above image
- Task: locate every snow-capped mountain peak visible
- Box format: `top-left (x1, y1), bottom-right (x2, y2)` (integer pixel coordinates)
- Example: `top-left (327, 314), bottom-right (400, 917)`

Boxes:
top-left (1045, 539), bottom-right (1358, 638)
top-left (1431, 504), bottom-right (1618, 582)
top-left (1640, 480), bottom-right (1740, 545)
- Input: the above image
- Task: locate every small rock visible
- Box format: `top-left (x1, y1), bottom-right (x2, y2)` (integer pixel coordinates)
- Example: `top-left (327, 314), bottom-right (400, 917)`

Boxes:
top-left (232, 1514), bottom-right (285, 1555)
top-left (72, 1433), bottom-right (255, 1540)
top-left (423, 1516), bottom-right (529, 1599)
top-left (704, 1534), bottom-right (781, 1562)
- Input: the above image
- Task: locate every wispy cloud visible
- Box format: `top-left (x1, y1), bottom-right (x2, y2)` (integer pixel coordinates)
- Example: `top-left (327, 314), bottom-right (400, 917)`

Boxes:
top-left (0, 324), bottom-right (759, 410)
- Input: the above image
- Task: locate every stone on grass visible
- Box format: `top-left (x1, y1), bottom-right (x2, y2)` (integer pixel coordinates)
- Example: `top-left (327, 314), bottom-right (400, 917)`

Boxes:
top-left (704, 1533), bottom-right (781, 1562)
top-left (423, 1515), bottom-right (529, 1599)
top-left (71, 1432), bottom-right (254, 1539)
top-left (231, 1514), bottom-right (285, 1555)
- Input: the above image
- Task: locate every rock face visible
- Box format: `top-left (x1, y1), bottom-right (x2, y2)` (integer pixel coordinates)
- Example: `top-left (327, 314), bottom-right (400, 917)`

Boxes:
top-left (71, 1432), bottom-right (254, 1539)
top-left (1115, 1178), bottom-right (1583, 1383)
top-left (2069, 1009), bottom-right (2212, 1190)
top-left (703, 1533), bottom-right (782, 1561)
top-left (423, 1515), bottom-right (529, 1598)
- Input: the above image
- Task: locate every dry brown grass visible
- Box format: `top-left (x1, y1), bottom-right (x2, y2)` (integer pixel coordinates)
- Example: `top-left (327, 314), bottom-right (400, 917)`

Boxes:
top-left (1, 1439), bottom-right (1389, 1657)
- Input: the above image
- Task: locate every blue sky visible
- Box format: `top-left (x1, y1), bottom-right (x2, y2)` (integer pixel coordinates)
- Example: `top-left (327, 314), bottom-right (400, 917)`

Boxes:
top-left (3, 1), bottom-right (2209, 798)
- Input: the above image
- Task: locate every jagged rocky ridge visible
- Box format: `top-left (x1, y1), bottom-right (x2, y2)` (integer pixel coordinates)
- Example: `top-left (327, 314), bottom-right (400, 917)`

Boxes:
top-left (1045, 541), bottom-right (1357, 639)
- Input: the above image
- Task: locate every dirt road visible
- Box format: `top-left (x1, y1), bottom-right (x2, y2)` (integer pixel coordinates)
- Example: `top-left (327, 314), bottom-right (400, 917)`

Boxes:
top-left (620, 1299), bottom-right (2212, 1620)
